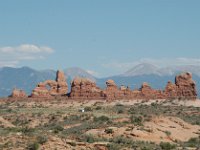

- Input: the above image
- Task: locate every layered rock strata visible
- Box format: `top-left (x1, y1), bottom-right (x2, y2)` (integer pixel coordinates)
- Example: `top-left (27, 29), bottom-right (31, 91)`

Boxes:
top-left (31, 70), bottom-right (68, 97)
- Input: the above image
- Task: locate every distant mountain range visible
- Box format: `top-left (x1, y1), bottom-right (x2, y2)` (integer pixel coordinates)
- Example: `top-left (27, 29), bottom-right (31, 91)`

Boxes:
top-left (1, 63), bottom-right (200, 97)
top-left (122, 63), bottom-right (200, 77)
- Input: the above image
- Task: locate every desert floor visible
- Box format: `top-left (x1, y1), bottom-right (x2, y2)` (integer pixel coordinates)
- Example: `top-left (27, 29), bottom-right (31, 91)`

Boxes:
top-left (0, 98), bottom-right (200, 150)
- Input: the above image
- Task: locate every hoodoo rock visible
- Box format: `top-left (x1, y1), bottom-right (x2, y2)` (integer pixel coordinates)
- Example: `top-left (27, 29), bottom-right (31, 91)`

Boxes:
top-left (12, 71), bottom-right (197, 100)
top-left (165, 81), bottom-right (178, 99)
top-left (10, 88), bottom-right (27, 98)
top-left (119, 86), bottom-right (133, 99)
top-left (55, 70), bottom-right (68, 95)
top-left (56, 70), bottom-right (66, 82)
top-left (104, 80), bottom-right (121, 100)
top-left (31, 70), bottom-right (68, 97)
top-left (175, 72), bottom-right (197, 99)
top-left (70, 77), bottom-right (103, 99)
top-left (138, 82), bottom-right (165, 100)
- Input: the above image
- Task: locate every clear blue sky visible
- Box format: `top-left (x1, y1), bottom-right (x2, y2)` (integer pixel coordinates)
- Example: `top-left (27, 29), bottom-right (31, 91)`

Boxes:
top-left (0, 0), bottom-right (200, 77)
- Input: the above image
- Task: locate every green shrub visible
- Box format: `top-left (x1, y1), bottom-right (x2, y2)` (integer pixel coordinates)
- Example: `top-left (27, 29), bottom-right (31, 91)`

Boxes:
top-left (95, 106), bottom-right (102, 110)
top-left (84, 106), bottom-right (92, 112)
top-left (110, 136), bottom-right (133, 145)
top-left (84, 134), bottom-right (96, 143)
top-left (93, 116), bottom-right (109, 122)
top-left (37, 135), bottom-right (48, 145)
top-left (184, 137), bottom-right (200, 147)
top-left (117, 109), bottom-right (124, 114)
top-left (160, 142), bottom-right (176, 150)
top-left (104, 128), bottom-right (114, 134)
top-left (53, 125), bottom-right (64, 133)
top-left (130, 115), bottom-right (143, 126)
top-left (107, 143), bottom-right (121, 150)
top-left (27, 142), bottom-right (39, 150)
top-left (164, 131), bottom-right (171, 137)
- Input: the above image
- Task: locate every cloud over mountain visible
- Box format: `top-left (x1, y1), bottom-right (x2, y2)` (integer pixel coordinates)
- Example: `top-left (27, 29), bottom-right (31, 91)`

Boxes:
top-left (0, 44), bottom-right (54, 67)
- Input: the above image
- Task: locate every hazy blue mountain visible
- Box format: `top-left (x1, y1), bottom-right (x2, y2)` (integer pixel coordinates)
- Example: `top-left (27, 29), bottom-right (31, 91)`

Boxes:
top-left (0, 64), bottom-right (200, 97)
top-left (123, 63), bottom-right (200, 77)
top-left (99, 63), bottom-right (200, 96)
top-left (96, 74), bottom-right (200, 96)
top-left (0, 67), bottom-right (96, 97)
top-left (123, 63), bottom-right (161, 76)
top-left (64, 67), bottom-right (96, 81)
top-left (0, 67), bottom-right (56, 97)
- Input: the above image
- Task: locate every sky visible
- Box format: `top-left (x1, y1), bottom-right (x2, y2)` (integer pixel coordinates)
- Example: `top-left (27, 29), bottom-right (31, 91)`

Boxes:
top-left (0, 0), bottom-right (200, 77)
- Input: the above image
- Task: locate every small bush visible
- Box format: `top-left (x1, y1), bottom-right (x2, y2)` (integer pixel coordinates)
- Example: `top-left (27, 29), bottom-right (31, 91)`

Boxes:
top-left (117, 109), bottom-right (124, 114)
top-left (160, 142), bottom-right (176, 150)
top-left (93, 116), bottom-right (109, 122)
top-left (53, 125), bottom-right (64, 133)
top-left (130, 115), bottom-right (143, 126)
top-left (164, 131), bottom-right (171, 137)
top-left (184, 137), bottom-right (200, 147)
top-left (84, 106), bottom-right (92, 112)
top-left (104, 128), bottom-right (114, 134)
top-left (84, 134), bottom-right (96, 143)
top-left (95, 106), bottom-right (102, 110)
top-left (37, 135), bottom-right (48, 145)
top-left (27, 142), bottom-right (39, 150)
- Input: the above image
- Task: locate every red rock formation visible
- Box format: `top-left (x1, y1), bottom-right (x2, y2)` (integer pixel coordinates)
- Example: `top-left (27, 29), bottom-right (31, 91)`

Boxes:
top-left (138, 82), bottom-right (165, 100)
top-left (165, 81), bottom-right (178, 99)
top-left (23, 71), bottom-right (199, 100)
top-left (119, 86), bottom-right (133, 99)
top-left (10, 88), bottom-right (27, 98)
top-left (31, 70), bottom-right (68, 97)
top-left (56, 70), bottom-right (68, 95)
top-left (164, 72), bottom-right (197, 100)
top-left (175, 72), bottom-right (197, 99)
top-left (31, 82), bottom-right (50, 98)
top-left (104, 80), bottom-right (121, 100)
top-left (70, 77), bottom-right (103, 99)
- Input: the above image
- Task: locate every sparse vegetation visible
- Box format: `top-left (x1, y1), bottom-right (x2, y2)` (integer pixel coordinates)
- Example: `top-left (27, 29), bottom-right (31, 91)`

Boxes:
top-left (159, 142), bottom-right (176, 150)
top-left (0, 99), bottom-right (200, 149)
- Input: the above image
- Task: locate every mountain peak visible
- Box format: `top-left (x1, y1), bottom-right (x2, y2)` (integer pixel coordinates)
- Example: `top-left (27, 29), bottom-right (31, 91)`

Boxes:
top-left (64, 67), bottom-right (96, 81)
top-left (123, 63), bottom-right (160, 77)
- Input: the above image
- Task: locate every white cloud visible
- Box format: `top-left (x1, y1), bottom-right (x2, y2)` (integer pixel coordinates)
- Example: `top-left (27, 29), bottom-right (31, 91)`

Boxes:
top-left (0, 44), bottom-right (54, 67)
top-left (0, 44), bottom-right (54, 54)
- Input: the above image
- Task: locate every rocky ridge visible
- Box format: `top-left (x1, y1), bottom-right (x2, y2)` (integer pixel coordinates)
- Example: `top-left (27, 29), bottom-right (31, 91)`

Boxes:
top-left (10, 71), bottom-right (197, 100)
